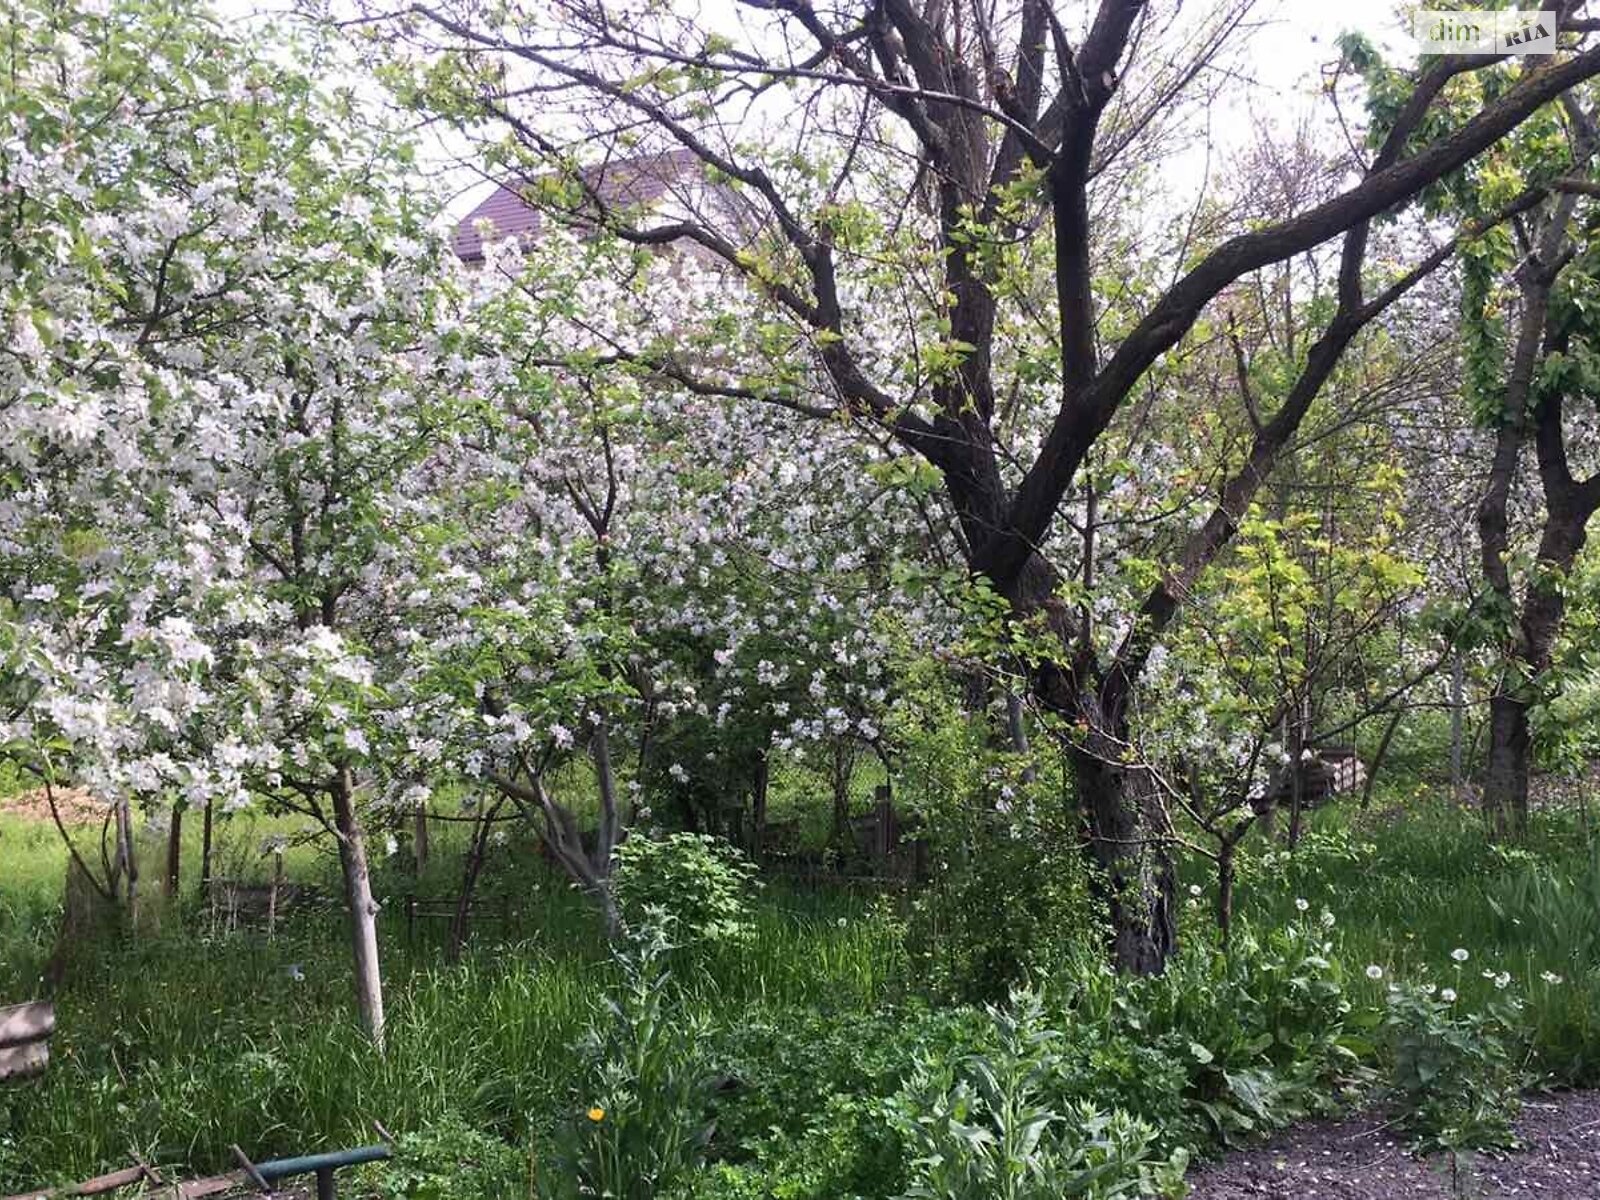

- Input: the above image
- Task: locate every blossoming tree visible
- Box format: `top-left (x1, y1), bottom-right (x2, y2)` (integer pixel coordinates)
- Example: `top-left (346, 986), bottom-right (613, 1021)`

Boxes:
top-left (366, 0), bottom-right (1600, 970)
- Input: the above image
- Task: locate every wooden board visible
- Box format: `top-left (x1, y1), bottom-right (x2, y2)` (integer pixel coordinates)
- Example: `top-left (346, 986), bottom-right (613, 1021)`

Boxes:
top-left (0, 1040), bottom-right (49, 1080)
top-left (1, 1161), bottom-right (177, 1200)
top-left (0, 1001), bottom-right (54, 1048)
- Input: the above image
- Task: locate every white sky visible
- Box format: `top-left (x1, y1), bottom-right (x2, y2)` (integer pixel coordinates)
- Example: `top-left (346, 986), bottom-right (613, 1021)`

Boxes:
top-left (440, 0), bottom-right (1421, 217)
top-left (225, 0), bottom-right (1433, 217)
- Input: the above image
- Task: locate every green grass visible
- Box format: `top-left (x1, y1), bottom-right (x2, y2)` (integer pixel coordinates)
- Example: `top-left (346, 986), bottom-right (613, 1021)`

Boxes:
top-left (0, 814), bottom-right (901, 1188)
top-left (6, 783), bottom-right (1600, 1191)
top-left (1193, 793), bottom-right (1600, 1085)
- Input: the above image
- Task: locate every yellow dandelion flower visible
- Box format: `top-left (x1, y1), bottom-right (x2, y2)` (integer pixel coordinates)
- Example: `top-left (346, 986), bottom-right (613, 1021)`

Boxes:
top-left (586, 1106), bottom-right (605, 1122)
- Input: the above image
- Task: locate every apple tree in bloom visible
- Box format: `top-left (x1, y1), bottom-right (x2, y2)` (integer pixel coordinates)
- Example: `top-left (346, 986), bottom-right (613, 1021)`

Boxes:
top-left (360, 0), bottom-right (1600, 971)
top-left (403, 226), bottom-right (955, 923)
top-left (0, 0), bottom-right (478, 1045)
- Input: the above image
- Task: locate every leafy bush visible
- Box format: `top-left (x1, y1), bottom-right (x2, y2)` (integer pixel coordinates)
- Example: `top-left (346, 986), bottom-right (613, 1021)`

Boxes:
top-left (1052, 917), bottom-right (1358, 1148)
top-left (888, 991), bottom-right (1189, 1200)
top-left (546, 925), bottom-right (715, 1199)
top-left (1384, 979), bottom-right (1523, 1151)
top-left (613, 833), bottom-right (758, 949)
top-left (906, 812), bottom-right (1092, 1004)
top-left (667, 1092), bottom-right (905, 1200)
top-left (370, 1115), bottom-right (527, 1200)
top-left (690, 1004), bottom-right (989, 1200)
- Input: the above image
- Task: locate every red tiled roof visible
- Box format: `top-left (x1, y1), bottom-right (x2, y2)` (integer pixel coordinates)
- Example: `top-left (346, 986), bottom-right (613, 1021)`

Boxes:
top-left (453, 148), bottom-right (703, 262)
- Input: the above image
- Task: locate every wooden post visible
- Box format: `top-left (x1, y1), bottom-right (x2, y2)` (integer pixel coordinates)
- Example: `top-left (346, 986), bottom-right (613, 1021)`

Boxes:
top-left (873, 784), bottom-right (893, 861)
top-left (1450, 651), bottom-right (1465, 802)
top-left (165, 802), bottom-right (183, 897)
top-left (267, 850), bottom-right (284, 941)
top-left (199, 797), bottom-right (214, 897)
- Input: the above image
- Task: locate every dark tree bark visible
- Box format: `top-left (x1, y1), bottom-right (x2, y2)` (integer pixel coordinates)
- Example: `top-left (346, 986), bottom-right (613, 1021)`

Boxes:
top-left (165, 802), bottom-right (182, 897)
top-left (1361, 708), bottom-right (1406, 810)
top-left (829, 739), bottom-right (857, 853)
top-left (414, 802), bottom-right (430, 872)
top-left (1475, 168), bottom-right (1600, 838)
top-left (449, 796), bottom-right (506, 961)
top-left (751, 748), bottom-right (769, 861)
top-left (1484, 693), bottom-right (1534, 835)
top-left (1215, 829), bottom-right (1248, 953)
top-left (1071, 743), bottom-right (1176, 973)
top-left (199, 796), bottom-right (214, 897)
top-left (398, 0), bottom-right (1600, 971)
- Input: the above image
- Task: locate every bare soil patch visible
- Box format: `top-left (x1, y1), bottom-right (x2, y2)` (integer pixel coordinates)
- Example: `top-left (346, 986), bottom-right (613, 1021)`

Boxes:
top-left (0, 786), bottom-right (109, 826)
top-left (1186, 1090), bottom-right (1600, 1198)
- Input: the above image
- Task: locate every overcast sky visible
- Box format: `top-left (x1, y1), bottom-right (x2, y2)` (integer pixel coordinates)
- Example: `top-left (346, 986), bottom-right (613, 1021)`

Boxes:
top-left (225, 0), bottom-right (1438, 217)
top-left (466, 0), bottom-right (1416, 213)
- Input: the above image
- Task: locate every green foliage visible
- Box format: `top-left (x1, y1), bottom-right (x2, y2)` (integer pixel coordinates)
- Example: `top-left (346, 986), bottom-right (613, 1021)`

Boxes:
top-left (547, 925), bottom-right (715, 1200)
top-left (371, 1115), bottom-right (527, 1200)
top-left (906, 812), bottom-right (1090, 1004)
top-left (1487, 850), bottom-right (1600, 971)
top-left (887, 650), bottom-right (1091, 1003)
top-left (1383, 980), bottom-right (1523, 1152)
top-left (1055, 918), bottom-right (1359, 1149)
top-left (687, 1004), bottom-right (987, 1200)
top-left (612, 833), bottom-right (758, 949)
top-left (15, 788), bottom-right (1600, 1197)
top-left (887, 991), bottom-right (1189, 1200)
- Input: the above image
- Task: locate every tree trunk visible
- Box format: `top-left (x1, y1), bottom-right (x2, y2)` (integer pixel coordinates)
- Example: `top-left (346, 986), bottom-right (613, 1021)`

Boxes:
top-left (1070, 746), bottom-right (1177, 975)
top-left (1286, 709), bottom-right (1308, 849)
top-left (165, 803), bottom-right (182, 897)
top-left (199, 797), bottom-right (214, 898)
top-left (829, 740), bottom-right (855, 851)
top-left (113, 796), bottom-right (138, 914)
top-left (1216, 842), bottom-right (1237, 952)
top-left (1478, 515), bottom-right (1585, 840)
top-left (331, 769), bottom-right (385, 1048)
top-left (1005, 687), bottom-right (1037, 782)
top-left (449, 798), bottom-right (503, 962)
top-left (1482, 693), bottom-right (1532, 839)
top-left (751, 749), bottom-right (769, 861)
top-left (414, 802), bottom-right (430, 873)
top-left (1450, 652), bottom-right (1466, 802)
top-left (1361, 708), bottom-right (1405, 810)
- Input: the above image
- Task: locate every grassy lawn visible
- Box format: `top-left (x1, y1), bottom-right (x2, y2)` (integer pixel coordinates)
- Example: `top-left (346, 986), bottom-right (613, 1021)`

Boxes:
top-left (2, 788), bottom-right (1598, 1191)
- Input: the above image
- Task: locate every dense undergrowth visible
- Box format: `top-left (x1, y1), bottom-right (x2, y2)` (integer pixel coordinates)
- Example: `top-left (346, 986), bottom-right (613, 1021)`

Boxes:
top-left (4, 794), bottom-right (1600, 1196)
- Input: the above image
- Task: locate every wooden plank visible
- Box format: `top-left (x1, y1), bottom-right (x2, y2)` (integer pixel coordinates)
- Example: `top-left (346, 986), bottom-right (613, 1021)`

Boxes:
top-left (174, 1171), bottom-right (246, 1199)
top-left (0, 1001), bottom-right (54, 1048)
top-left (65, 1165), bottom-right (147, 1196)
top-left (0, 1040), bottom-right (48, 1080)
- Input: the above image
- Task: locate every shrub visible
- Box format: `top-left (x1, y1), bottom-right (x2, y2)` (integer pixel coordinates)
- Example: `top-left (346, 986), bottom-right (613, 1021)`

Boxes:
top-left (906, 813), bottom-right (1092, 1004)
top-left (692, 1004), bottom-right (989, 1200)
top-left (1052, 917), bottom-right (1358, 1148)
top-left (613, 833), bottom-right (758, 949)
top-left (370, 1115), bottom-right (527, 1200)
top-left (546, 924), bottom-right (716, 1200)
top-left (1383, 979), bottom-right (1523, 1152)
top-left (703, 1005), bottom-right (980, 1151)
top-left (887, 990), bottom-right (1189, 1200)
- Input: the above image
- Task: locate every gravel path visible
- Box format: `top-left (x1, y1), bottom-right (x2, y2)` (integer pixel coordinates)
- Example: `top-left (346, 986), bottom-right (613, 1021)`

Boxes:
top-left (1185, 1090), bottom-right (1600, 1198)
